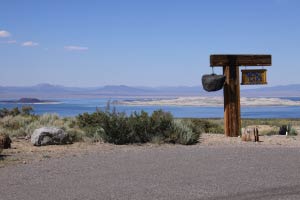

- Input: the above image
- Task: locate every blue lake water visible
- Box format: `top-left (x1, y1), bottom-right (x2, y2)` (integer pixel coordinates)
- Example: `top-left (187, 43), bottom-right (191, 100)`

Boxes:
top-left (1, 98), bottom-right (300, 118)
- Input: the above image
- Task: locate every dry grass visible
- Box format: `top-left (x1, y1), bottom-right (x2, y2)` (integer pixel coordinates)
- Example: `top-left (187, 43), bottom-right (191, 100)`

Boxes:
top-left (1, 118), bottom-right (300, 168)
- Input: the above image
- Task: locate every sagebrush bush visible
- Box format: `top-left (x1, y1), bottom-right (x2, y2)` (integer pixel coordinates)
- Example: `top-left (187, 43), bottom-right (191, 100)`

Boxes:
top-left (0, 113), bottom-right (84, 142)
top-left (187, 119), bottom-right (223, 134)
top-left (77, 109), bottom-right (201, 145)
top-left (150, 110), bottom-right (173, 138)
top-left (168, 120), bottom-right (200, 145)
top-left (0, 115), bottom-right (36, 137)
top-left (127, 111), bottom-right (150, 143)
top-left (0, 106), bottom-right (34, 118)
top-left (100, 111), bottom-right (132, 144)
top-left (0, 106), bottom-right (204, 145)
top-left (289, 128), bottom-right (298, 136)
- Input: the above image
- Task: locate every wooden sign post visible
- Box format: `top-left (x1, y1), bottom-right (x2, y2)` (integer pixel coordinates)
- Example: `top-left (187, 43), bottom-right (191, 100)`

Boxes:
top-left (210, 55), bottom-right (272, 137)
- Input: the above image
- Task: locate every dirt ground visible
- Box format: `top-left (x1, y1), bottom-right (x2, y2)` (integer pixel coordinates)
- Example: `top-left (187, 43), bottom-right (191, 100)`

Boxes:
top-left (1, 126), bottom-right (300, 168)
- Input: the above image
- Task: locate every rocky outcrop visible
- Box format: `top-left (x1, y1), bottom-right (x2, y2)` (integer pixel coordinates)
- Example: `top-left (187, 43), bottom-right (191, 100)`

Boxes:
top-left (31, 127), bottom-right (70, 146)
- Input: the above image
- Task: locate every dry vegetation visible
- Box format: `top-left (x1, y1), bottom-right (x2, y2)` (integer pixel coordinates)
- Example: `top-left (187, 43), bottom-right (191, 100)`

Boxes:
top-left (1, 106), bottom-right (300, 168)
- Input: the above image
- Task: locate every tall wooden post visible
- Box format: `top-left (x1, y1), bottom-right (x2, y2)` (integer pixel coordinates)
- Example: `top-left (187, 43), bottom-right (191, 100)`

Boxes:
top-left (223, 65), bottom-right (240, 137)
top-left (210, 55), bottom-right (271, 137)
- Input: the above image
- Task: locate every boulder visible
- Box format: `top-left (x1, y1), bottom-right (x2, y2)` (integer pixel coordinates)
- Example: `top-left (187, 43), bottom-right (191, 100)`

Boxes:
top-left (0, 133), bottom-right (12, 149)
top-left (31, 127), bottom-right (70, 146)
top-left (202, 74), bottom-right (226, 92)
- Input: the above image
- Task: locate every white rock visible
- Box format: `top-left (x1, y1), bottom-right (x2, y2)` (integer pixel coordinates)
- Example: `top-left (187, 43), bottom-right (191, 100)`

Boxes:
top-left (31, 127), bottom-right (70, 146)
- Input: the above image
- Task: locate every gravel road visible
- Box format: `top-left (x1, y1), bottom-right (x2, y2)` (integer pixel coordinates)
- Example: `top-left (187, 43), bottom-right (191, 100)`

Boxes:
top-left (1, 145), bottom-right (300, 200)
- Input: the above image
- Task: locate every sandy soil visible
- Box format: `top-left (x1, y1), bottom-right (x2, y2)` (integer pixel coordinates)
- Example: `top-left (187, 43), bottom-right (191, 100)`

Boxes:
top-left (200, 134), bottom-right (300, 147)
top-left (116, 96), bottom-right (300, 106)
top-left (1, 131), bottom-right (300, 168)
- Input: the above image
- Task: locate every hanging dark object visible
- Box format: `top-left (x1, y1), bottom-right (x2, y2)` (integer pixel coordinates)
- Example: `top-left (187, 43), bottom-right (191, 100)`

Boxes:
top-left (202, 74), bottom-right (226, 92)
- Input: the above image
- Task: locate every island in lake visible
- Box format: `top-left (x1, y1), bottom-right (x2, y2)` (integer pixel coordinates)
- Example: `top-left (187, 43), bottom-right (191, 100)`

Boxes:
top-left (0, 98), bottom-right (59, 104)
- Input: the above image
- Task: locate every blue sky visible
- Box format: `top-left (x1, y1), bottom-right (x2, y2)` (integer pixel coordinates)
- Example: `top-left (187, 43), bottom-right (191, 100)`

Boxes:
top-left (0, 0), bottom-right (299, 87)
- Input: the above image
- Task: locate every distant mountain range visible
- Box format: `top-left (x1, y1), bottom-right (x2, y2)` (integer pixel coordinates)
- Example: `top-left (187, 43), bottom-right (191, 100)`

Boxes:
top-left (0, 83), bottom-right (299, 98)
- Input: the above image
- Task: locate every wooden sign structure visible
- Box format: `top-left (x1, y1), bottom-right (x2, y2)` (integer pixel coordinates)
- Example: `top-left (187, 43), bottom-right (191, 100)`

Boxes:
top-left (210, 55), bottom-right (272, 137)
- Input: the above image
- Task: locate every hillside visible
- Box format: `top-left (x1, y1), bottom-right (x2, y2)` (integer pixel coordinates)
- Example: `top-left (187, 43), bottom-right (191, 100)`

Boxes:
top-left (0, 83), bottom-right (299, 98)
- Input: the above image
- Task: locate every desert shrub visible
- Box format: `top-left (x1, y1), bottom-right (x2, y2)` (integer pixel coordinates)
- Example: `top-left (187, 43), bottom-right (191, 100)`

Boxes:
top-left (127, 111), bottom-right (151, 143)
top-left (0, 106), bottom-right (34, 118)
top-left (279, 125), bottom-right (298, 136)
top-left (150, 135), bottom-right (165, 144)
top-left (21, 106), bottom-right (34, 116)
top-left (187, 119), bottom-right (223, 134)
top-left (266, 130), bottom-right (279, 136)
top-left (23, 114), bottom-right (64, 137)
top-left (0, 107), bottom-right (203, 145)
top-left (96, 111), bottom-right (131, 144)
top-left (289, 127), bottom-right (298, 136)
top-left (242, 119), bottom-right (300, 127)
top-left (30, 114), bottom-right (84, 142)
top-left (0, 113), bottom-right (84, 142)
top-left (150, 110), bottom-right (173, 138)
top-left (10, 107), bottom-right (20, 116)
top-left (76, 112), bottom-right (104, 128)
top-left (80, 127), bottom-right (105, 143)
top-left (0, 108), bottom-right (9, 118)
top-left (1, 115), bottom-right (22, 130)
top-left (76, 109), bottom-right (201, 145)
top-left (0, 115), bottom-right (36, 137)
top-left (169, 119), bottom-right (201, 145)
top-left (100, 109), bottom-right (174, 144)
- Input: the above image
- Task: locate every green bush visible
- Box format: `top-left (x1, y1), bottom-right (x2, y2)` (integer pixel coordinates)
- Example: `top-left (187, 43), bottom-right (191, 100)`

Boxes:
top-left (289, 128), bottom-right (298, 136)
top-left (77, 109), bottom-right (201, 145)
top-left (0, 106), bottom-right (34, 118)
top-left (286, 124), bottom-right (298, 136)
top-left (0, 113), bottom-right (84, 142)
top-left (21, 106), bottom-right (33, 116)
top-left (186, 119), bottom-right (223, 134)
top-left (266, 130), bottom-right (279, 136)
top-left (169, 120), bottom-right (201, 145)
top-left (0, 115), bottom-right (36, 137)
top-left (0, 106), bottom-right (204, 145)
top-left (128, 111), bottom-right (151, 143)
top-left (101, 111), bottom-right (132, 144)
top-left (150, 110), bottom-right (173, 138)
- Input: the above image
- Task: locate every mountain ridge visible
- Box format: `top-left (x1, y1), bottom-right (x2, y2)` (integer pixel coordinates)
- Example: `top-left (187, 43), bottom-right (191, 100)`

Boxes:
top-left (0, 83), bottom-right (299, 98)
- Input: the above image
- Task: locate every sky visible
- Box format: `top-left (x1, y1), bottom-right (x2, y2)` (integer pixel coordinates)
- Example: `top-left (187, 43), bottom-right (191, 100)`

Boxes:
top-left (0, 0), bottom-right (300, 87)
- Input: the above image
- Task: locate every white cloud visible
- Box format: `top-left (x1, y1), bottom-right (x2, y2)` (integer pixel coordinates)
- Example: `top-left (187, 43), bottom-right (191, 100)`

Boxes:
top-left (0, 30), bottom-right (11, 37)
top-left (22, 41), bottom-right (39, 47)
top-left (64, 45), bottom-right (88, 51)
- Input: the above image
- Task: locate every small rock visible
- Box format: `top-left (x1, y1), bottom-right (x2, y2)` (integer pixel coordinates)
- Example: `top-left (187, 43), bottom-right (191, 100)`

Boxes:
top-left (25, 135), bottom-right (31, 140)
top-left (23, 161), bottom-right (27, 164)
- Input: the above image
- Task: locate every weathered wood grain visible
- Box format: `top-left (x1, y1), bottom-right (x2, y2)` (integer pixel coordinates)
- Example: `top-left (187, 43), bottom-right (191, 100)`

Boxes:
top-left (210, 55), bottom-right (271, 66)
top-left (223, 65), bottom-right (241, 137)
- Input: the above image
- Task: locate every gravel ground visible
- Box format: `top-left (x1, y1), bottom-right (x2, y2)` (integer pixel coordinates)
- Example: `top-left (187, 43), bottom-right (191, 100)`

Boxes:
top-left (1, 134), bottom-right (300, 200)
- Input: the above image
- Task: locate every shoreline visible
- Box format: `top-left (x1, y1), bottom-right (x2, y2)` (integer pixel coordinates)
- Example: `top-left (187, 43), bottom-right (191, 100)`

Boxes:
top-left (115, 96), bottom-right (300, 107)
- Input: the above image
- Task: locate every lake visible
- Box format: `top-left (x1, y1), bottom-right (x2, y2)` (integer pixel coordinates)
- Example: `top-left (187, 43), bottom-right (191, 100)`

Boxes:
top-left (1, 98), bottom-right (300, 118)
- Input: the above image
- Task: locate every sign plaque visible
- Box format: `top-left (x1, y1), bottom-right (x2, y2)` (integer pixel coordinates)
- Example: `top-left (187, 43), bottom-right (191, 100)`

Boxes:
top-left (241, 69), bottom-right (267, 85)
